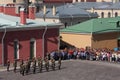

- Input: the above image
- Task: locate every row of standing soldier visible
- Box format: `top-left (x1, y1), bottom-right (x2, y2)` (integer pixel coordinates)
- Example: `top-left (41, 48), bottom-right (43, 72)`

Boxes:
top-left (7, 56), bottom-right (61, 76)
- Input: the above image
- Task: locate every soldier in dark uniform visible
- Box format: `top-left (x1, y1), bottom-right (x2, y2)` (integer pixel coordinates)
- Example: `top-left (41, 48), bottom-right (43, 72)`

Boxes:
top-left (13, 59), bottom-right (17, 73)
top-left (19, 59), bottom-right (24, 74)
top-left (58, 58), bottom-right (61, 70)
top-left (21, 63), bottom-right (25, 76)
top-left (38, 56), bottom-right (43, 72)
top-left (25, 59), bottom-right (29, 75)
top-left (32, 58), bottom-right (36, 74)
top-left (51, 58), bottom-right (55, 70)
top-left (44, 57), bottom-right (49, 72)
top-left (7, 59), bottom-right (10, 71)
top-left (28, 59), bottom-right (31, 72)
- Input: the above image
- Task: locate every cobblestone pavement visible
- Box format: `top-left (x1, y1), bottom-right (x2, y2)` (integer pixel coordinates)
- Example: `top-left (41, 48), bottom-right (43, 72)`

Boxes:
top-left (0, 60), bottom-right (120, 80)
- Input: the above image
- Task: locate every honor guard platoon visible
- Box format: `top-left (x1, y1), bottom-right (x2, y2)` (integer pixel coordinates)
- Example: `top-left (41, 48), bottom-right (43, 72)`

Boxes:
top-left (6, 55), bottom-right (62, 76)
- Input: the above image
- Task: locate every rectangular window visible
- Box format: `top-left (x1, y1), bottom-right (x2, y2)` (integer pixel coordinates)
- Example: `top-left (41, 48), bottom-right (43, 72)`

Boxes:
top-left (116, 21), bottom-right (120, 27)
top-left (13, 0), bottom-right (16, 3)
top-left (30, 39), bottom-right (36, 60)
top-left (14, 40), bottom-right (19, 59)
top-left (118, 39), bottom-right (120, 48)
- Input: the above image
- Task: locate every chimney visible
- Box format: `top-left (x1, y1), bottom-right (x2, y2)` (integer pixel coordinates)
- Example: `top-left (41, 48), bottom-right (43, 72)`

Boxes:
top-left (101, 0), bottom-right (104, 2)
top-left (20, 8), bottom-right (26, 25)
top-left (43, 5), bottom-right (46, 15)
top-left (29, 5), bottom-right (36, 19)
top-left (52, 6), bottom-right (56, 16)
top-left (78, 0), bottom-right (81, 2)
top-left (72, 0), bottom-right (76, 3)
top-left (91, 7), bottom-right (94, 13)
top-left (112, 0), bottom-right (117, 3)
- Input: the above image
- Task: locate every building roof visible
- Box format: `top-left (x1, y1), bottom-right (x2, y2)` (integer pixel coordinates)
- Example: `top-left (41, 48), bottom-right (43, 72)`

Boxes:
top-left (73, 2), bottom-right (120, 10)
top-left (0, 13), bottom-right (62, 32)
top-left (36, 8), bottom-right (60, 18)
top-left (36, 4), bottom-right (98, 19)
top-left (108, 2), bottom-right (120, 9)
top-left (58, 4), bottom-right (98, 18)
top-left (61, 17), bottom-right (120, 34)
top-left (73, 2), bottom-right (112, 10)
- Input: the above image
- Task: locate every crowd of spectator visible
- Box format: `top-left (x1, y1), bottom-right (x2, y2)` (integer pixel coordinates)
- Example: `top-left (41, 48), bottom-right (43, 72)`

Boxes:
top-left (49, 47), bottom-right (120, 63)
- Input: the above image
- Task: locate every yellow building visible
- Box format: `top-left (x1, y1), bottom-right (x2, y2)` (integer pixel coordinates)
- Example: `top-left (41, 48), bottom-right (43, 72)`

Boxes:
top-left (60, 17), bottom-right (120, 49)
top-left (0, 0), bottom-right (24, 4)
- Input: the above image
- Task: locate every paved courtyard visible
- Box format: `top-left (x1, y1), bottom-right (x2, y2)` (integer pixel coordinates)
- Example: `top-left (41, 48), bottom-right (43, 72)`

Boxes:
top-left (0, 60), bottom-right (120, 80)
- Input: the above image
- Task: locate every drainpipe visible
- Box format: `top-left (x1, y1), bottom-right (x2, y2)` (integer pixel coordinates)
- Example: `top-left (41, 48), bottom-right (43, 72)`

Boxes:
top-left (2, 27), bottom-right (6, 66)
top-left (58, 29), bottom-right (60, 51)
top-left (42, 25), bottom-right (48, 59)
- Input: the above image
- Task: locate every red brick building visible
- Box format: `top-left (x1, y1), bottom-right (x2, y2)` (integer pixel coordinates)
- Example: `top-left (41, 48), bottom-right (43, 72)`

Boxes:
top-left (43, 0), bottom-right (96, 3)
top-left (0, 6), bottom-right (62, 65)
top-left (43, 0), bottom-right (72, 3)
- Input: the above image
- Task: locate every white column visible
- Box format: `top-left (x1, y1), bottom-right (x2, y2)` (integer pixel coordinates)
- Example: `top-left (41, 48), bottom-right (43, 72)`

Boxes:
top-left (78, 0), bottom-right (81, 2)
top-left (34, 41), bottom-right (36, 57)
top-left (52, 6), bottom-right (56, 16)
top-left (17, 41), bottom-right (19, 59)
top-left (43, 5), bottom-right (46, 15)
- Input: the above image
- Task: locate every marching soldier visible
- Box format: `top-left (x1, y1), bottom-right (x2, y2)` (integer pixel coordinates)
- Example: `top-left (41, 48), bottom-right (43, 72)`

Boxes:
top-left (13, 59), bottom-right (17, 73)
top-left (7, 59), bottom-right (10, 71)
top-left (21, 63), bottom-right (25, 76)
top-left (28, 59), bottom-right (31, 72)
top-left (19, 59), bottom-right (24, 74)
top-left (44, 57), bottom-right (49, 72)
top-left (38, 56), bottom-right (43, 72)
top-left (32, 58), bottom-right (36, 74)
top-left (51, 58), bottom-right (55, 70)
top-left (58, 58), bottom-right (61, 70)
top-left (25, 59), bottom-right (29, 75)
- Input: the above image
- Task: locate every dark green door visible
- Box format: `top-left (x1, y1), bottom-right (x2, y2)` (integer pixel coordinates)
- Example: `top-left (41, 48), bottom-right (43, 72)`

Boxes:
top-left (14, 41), bottom-right (18, 59)
top-left (118, 40), bottom-right (120, 48)
top-left (30, 41), bottom-right (34, 60)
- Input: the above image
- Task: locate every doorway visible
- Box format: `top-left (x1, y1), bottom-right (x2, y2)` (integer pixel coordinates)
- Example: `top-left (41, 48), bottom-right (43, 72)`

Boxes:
top-left (14, 40), bottom-right (19, 59)
top-left (30, 38), bottom-right (36, 60)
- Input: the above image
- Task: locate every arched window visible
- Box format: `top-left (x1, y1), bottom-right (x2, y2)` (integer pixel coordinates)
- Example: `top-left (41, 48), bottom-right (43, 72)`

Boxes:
top-left (101, 12), bottom-right (104, 18)
top-left (115, 12), bottom-right (118, 17)
top-left (14, 39), bottom-right (19, 59)
top-left (108, 12), bottom-right (111, 18)
top-left (30, 38), bottom-right (36, 59)
top-left (64, 22), bottom-right (67, 28)
top-left (95, 12), bottom-right (97, 14)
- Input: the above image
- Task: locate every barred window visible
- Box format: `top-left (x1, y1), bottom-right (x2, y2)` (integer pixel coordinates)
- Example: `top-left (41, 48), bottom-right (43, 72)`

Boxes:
top-left (101, 12), bottom-right (104, 18)
top-left (13, 0), bottom-right (16, 3)
top-left (108, 12), bottom-right (111, 18)
top-left (115, 12), bottom-right (118, 17)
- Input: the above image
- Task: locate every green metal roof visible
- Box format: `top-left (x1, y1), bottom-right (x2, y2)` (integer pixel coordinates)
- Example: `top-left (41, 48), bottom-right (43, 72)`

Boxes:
top-left (61, 17), bottom-right (120, 34)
